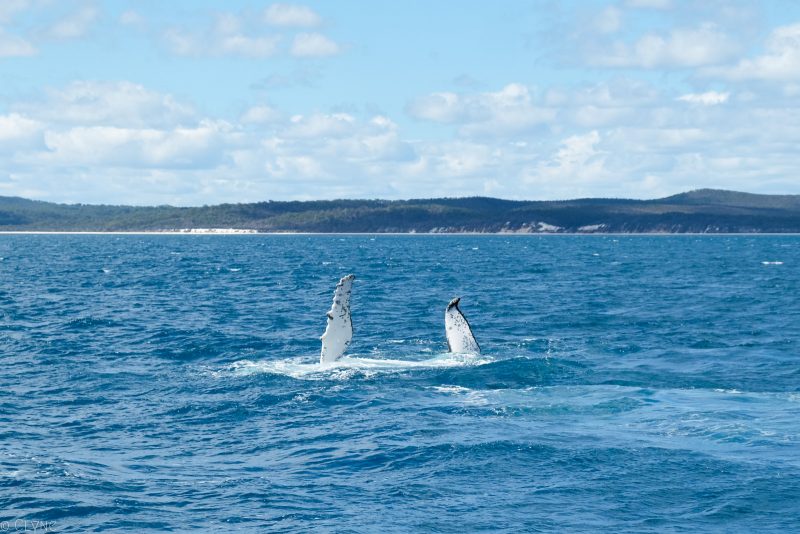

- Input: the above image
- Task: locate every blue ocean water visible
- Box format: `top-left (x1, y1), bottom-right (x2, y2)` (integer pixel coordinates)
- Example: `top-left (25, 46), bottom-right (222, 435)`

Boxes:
top-left (1, 235), bottom-right (799, 533)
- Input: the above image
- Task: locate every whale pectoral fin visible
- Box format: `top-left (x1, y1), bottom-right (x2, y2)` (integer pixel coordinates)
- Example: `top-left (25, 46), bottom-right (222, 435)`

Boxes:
top-left (445, 297), bottom-right (480, 354)
top-left (320, 274), bottom-right (355, 364)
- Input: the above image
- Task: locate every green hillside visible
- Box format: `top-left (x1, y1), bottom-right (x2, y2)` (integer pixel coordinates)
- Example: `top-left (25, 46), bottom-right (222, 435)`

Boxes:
top-left (1, 189), bottom-right (800, 233)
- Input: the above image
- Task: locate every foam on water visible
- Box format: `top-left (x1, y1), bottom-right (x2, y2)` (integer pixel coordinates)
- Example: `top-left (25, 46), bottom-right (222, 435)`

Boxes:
top-left (225, 352), bottom-right (492, 380)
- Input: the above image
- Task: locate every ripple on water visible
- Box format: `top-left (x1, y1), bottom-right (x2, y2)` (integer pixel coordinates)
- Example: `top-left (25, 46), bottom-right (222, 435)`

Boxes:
top-left (2, 235), bottom-right (800, 532)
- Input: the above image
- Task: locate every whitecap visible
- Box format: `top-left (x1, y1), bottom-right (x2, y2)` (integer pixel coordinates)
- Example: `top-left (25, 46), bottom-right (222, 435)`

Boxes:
top-left (431, 385), bottom-right (473, 394)
top-left (223, 352), bottom-right (491, 380)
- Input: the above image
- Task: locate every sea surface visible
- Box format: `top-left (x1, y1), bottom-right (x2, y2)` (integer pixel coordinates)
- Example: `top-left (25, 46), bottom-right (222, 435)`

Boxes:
top-left (1, 235), bottom-right (799, 532)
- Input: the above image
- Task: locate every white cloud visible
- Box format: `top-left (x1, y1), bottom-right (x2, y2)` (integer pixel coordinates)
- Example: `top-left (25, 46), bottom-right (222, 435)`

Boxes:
top-left (435, 141), bottom-right (493, 177)
top-left (264, 4), bottom-right (322, 27)
top-left (705, 23), bottom-right (800, 81)
top-left (159, 8), bottom-right (341, 60)
top-left (595, 6), bottom-right (622, 34)
top-left (219, 34), bottom-right (280, 57)
top-left (241, 105), bottom-right (282, 124)
top-left (588, 23), bottom-right (739, 68)
top-left (164, 17), bottom-right (280, 59)
top-left (285, 112), bottom-right (355, 138)
top-left (408, 83), bottom-right (555, 136)
top-left (214, 13), bottom-right (240, 35)
top-left (42, 120), bottom-right (234, 169)
top-left (14, 81), bottom-right (195, 128)
top-left (0, 0), bottom-right (32, 23)
top-left (529, 131), bottom-right (607, 186)
top-left (119, 10), bottom-right (144, 27)
top-left (0, 80), bottom-right (425, 203)
top-left (8, 72), bottom-right (800, 205)
top-left (677, 91), bottom-right (730, 105)
top-left (290, 32), bottom-right (340, 57)
top-left (624, 0), bottom-right (672, 9)
top-left (163, 12), bottom-right (299, 58)
top-left (406, 92), bottom-right (465, 122)
top-left (0, 29), bottom-right (35, 57)
top-left (163, 28), bottom-right (198, 56)
top-left (46, 6), bottom-right (98, 40)
top-left (0, 113), bottom-right (43, 151)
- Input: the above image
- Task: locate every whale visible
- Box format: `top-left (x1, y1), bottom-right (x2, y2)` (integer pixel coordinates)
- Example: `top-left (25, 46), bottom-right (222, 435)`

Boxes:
top-left (320, 274), bottom-right (355, 364)
top-left (445, 297), bottom-right (480, 354)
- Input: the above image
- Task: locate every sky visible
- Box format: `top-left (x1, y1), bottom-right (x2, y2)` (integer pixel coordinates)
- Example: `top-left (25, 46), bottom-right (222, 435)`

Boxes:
top-left (2, 1), bottom-right (800, 205)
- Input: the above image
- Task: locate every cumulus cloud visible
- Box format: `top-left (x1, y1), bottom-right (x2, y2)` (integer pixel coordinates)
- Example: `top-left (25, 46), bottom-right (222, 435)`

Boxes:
top-left (161, 9), bottom-right (340, 59)
top-left (45, 5), bottom-right (98, 40)
top-left (624, 0), bottom-right (672, 9)
top-left (0, 0), bottom-right (33, 23)
top-left (264, 4), bottom-right (322, 27)
top-left (406, 92), bottom-right (465, 123)
top-left (8, 71), bottom-right (800, 205)
top-left (586, 23), bottom-right (739, 68)
top-left (2, 82), bottom-right (232, 174)
top-left (0, 29), bottom-right (36, 56)
top-left (408, 80), bottom-right (658, 132)
top-left (14, 81), bottom-right (196, 128)
top-left (164, 14), bottom-right (281, 58)
top-left (408, 83), bottom-right (556, 137)
top-left (0, 81), bottom-right (425, 203)
top-left (163, 28), bottom-right (197, 56)
top-left (42, 120), bottom-right (234, 169)
top-left (0, 113), bottom-right (43, 151)
top-left (252, 67), bottom-right (322, 89)
top-left (290, 32), bottom-right (340, 57)
top-left (241, 105), bottom-right (282, 124)
top-left (595, 6), bottom-right (622, 34)
top-left (218, 34), bottom-right (280, 57)
top-left (285, 112), bottom-right (355, 138)
top-left (404, 77), bottom-right (800, 198)
top-left (677, 91), bottom-right (730, 105)
top-left (530, 131), bottom-right (607, 186)
top-left (119, 10), bottom-right (144, 27)
top-left (704, 23), bottom-right (800, 81)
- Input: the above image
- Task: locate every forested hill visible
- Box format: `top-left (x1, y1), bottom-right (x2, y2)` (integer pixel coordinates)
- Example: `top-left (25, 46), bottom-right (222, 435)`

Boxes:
top-left (2, 189), bottom-right (800, 233)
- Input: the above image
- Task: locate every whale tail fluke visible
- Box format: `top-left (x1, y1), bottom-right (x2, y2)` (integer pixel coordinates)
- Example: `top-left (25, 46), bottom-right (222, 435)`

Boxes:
top-left (320, 274), bottom-right (355, 364)
top-left (445, 297), bottom-right (480, 354)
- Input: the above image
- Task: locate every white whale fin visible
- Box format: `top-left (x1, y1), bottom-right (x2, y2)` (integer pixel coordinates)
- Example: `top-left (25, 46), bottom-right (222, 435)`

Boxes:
top-left (320, 274), bottom-right (355, 364)
top-left (445, 297), bottom-right (480, 354)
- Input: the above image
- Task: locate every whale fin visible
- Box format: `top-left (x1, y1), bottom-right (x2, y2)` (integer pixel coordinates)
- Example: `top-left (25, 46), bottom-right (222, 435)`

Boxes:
top-left (320, 274), bottom-right (355, 364)
top-left (445, 297), bottom-right (480, 354)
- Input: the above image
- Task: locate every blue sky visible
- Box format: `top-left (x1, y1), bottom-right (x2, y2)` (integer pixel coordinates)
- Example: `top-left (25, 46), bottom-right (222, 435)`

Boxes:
top-left (2, 0), bottom-right (800, 204)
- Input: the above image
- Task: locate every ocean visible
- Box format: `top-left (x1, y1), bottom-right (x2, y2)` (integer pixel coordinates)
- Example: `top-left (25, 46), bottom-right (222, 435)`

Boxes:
top-left (1, 235), bottom-right (799, 532)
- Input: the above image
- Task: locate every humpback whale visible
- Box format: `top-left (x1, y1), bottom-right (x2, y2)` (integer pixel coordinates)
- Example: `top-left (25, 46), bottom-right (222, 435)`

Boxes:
top-left (445, 297), bottom-right (480, 354)
top-left (320, 274), bottom-right (355, 364)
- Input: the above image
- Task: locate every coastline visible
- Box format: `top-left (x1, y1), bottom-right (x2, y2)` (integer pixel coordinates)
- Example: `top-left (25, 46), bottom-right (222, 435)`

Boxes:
top-left (2, 231), bottom-right (800, 236)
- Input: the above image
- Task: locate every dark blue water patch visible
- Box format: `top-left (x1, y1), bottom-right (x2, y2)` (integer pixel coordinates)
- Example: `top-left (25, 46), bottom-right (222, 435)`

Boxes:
top-left (416, 356), bottom-right (589, 390)
top-left (2, 235), bottom-right (800, 532)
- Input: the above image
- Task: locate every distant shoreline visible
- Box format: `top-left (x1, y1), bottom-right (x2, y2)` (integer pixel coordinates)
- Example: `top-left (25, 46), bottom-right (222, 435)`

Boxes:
top-left (2, 231), bottom-right (800, 236)
top-left (4, 189), bottom-right (800, 233)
